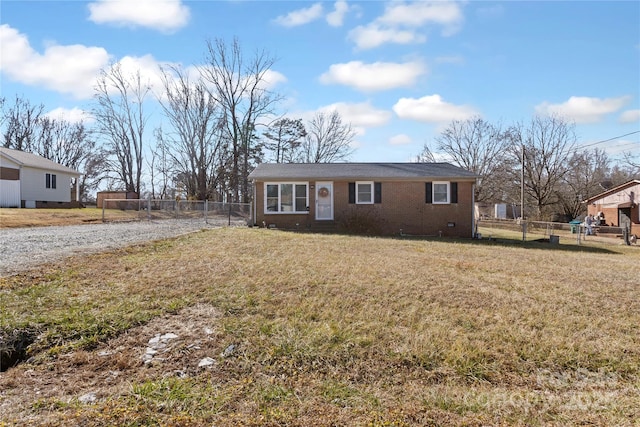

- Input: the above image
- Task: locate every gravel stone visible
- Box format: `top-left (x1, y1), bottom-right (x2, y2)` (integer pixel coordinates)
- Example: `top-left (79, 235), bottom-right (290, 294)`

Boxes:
top-left (0, 219), bottom-right (242, 277)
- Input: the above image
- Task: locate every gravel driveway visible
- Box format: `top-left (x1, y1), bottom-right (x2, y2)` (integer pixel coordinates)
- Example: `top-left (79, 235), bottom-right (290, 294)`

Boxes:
top-left (0, 219), bottom-right (241, 277)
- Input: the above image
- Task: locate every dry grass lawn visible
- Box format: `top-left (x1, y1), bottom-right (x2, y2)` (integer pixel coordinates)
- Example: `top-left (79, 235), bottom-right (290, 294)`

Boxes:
top-left (0, 207), bottom-right (137, 228)
top-left (0, 211), bottom-right (639, 426)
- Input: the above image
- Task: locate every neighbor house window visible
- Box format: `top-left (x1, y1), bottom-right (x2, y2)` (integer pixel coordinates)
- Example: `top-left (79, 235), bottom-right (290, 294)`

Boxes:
top-left (426, 182), bottom-right (458, 204)
top-left (265, 182), bottom-right (308, 213)
top-left (46, 173), bottom-right (57, 189)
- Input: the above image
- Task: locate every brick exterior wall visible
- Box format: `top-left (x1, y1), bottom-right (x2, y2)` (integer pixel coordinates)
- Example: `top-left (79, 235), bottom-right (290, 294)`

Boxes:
top-left (588, 203), bottom-right (639, 236)
top-left (253, 180), bottom-right (475, 237)
top-left (586, 181), bottom-right (640, 237)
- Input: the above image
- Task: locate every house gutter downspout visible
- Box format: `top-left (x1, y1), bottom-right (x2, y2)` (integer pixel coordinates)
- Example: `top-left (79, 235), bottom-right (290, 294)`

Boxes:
top-left (76, 175), bottom-right (82, 203)
top-left (252, 181), bottom-right (257, 226)
top-left (472, 181), bottom-right (477, 238)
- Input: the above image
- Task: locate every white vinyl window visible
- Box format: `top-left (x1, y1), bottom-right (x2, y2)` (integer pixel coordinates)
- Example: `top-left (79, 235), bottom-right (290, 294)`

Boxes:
top-left (356, 181), bottom-right (374, 204)
top-left (265, 182), bottom-right (309, 213)
top-left (432, 181), bottom-right (450, 204)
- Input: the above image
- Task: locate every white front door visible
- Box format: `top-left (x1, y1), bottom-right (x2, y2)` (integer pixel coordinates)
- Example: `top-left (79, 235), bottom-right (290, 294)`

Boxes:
top-left (315, 182), bottom-right (333, 220)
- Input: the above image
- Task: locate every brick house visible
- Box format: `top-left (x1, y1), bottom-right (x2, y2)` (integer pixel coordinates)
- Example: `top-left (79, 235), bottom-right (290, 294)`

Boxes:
top-left (586, 179), bottom-right (640, 237)
top-left (248, 162), bottom-right (478, 237)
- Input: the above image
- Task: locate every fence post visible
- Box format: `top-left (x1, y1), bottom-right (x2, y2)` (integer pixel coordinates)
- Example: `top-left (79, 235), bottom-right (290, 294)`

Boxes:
top-left (147, 196), bottom-right (151, 221)
top-left (623, 225), bottom-right (630, 245)
top-left (205, 200), bottom-right (208, 224)
top-left (228, 203), bottom-right (232, 226)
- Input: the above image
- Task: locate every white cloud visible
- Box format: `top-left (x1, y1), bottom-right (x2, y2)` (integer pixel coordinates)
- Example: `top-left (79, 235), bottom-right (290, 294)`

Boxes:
top-left (45, 107), bottom-right (93, 124)
top-left (260, 69), bottom-right (288, 90)
top-left (378, 1), bottom-right (463, 34)
top-left (319, 60), bottom-right (426, 92)
top-left (619, 109), bottom-right (640, 124)
top-left (112, 55), bottom-right (168, 98)
top-left (393, 94), bottom-right (479, 123)
top-left (87, 0), bottom-right (190, 33)
top-left (304, 101), bottom-right (392, 136)
top-left (349, 1), bottom-right (463, 50)
top-left (319, 101), bottom-right (392, 127)
top-left (349, 23), bottom-right (425, 50)
top-left (389, 134), bottom-right (413, 146)
top-left (326, 1), bottom-right (350, 27)
top-left (535, 96), bottom-right (632, 124)
top-left (0, 24), bottom-right (110, 99)
top-left (273, 3), bottom-right (324, 27)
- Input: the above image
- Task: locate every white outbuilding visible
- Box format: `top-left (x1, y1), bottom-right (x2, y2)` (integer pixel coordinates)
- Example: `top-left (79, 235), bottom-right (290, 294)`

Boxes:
top-left (0, 147), bottom-right (82, 208)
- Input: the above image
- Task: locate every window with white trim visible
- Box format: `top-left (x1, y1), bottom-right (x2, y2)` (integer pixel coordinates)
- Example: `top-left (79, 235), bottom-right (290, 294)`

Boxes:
top-left (46, 173), bottom-right (57, 189)
top-left (265, 182), bottom-right (308, 213)
top-left (432, 181), bottom-right (449, 204)
top-left (356, 181), bottom-right (374, 204)
top-left (426, 181), bottom-right (458, 204)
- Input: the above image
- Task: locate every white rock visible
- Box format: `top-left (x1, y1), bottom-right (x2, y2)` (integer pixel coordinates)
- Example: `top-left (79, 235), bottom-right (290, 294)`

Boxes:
top-left (161, 333), bottom-right (179, 341)
top-left (198, 357), bottom-right (216, 368)
top-left (79, 392), bottom-right (97, 404)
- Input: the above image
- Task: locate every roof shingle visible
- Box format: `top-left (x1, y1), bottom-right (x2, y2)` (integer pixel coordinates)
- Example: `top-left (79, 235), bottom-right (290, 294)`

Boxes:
top-left (248, 162), bottom-right (477, 181)
top-left (0, 147), bottom-right (81, 175)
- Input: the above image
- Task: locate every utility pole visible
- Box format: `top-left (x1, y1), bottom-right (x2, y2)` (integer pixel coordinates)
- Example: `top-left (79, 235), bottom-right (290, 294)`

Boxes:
top-left (521, 143), bottom-right (526, 242)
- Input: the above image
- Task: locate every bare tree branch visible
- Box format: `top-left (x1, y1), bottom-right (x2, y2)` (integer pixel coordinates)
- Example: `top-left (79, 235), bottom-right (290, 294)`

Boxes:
top-left (302, 111), bottom-right (354, 163)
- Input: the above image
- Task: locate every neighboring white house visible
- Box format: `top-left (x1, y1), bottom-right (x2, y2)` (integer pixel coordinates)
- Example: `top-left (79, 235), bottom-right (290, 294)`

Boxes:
top-left (0, 147), bottom-right (82, 208)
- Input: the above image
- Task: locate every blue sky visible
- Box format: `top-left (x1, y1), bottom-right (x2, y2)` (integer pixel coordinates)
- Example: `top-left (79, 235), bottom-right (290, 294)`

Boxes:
top-left (1, 0), bottom-right (639, 164)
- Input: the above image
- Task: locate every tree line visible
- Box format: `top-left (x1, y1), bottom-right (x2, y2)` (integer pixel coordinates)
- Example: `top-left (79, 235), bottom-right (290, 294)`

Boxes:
top-left (1, 38), bottom-right (638, 220)
top-left (1, 38), bottom-right (354, 204)
top-left (416, 116), bottom-right (639, 221)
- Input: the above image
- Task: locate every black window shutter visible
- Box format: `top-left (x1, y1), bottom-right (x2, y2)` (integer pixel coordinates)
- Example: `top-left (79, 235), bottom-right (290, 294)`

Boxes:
top-left (374, 182), bottom-right (382, 203)
top-left (425, 182), bottom-right (432, 204)
top-left (52, 174), bottom-right (57, 189)
top-left (348, 182), bottom-right (355, 204)
top-left (450, 182), bottom-right (458, 203)
top-left (46, 173), bottom-right (51, 189)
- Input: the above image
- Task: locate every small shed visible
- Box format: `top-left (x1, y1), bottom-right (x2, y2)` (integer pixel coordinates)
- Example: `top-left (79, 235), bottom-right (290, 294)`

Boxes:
top-left (248, 162), bottom-right (478, 237)
top-left (585, 179), bottom-right (640, 237)
top-left (96, 191), bottom-right (139, 209)
top-left (0, 147), bottom-right (81, 208)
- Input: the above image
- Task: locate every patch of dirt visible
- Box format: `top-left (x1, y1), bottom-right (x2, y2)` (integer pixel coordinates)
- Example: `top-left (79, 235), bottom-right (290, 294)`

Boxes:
top-left (0, 304), bottom-right (227, 423)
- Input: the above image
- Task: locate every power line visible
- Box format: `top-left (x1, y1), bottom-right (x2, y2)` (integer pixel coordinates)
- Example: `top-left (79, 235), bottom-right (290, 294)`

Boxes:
top-left (578, 130), bottom-right (640, 150)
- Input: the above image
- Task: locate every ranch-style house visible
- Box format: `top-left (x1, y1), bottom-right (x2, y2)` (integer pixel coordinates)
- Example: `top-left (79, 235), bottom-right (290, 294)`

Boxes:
top-left (586, 179), bottom-right (640, 237)
top-left (248, 162), bottom-right (478, 237)
top-left (0, 147), bottom-right (82, 208)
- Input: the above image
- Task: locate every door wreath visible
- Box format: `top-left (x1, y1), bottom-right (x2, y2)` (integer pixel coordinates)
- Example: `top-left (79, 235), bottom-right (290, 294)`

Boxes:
top-left (318, 187), bottom-right (330, 197)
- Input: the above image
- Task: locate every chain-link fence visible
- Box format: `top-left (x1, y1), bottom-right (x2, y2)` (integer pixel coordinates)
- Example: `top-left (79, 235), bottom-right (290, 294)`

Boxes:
top-left (478, 218), bottom-right (631, 245)
top-left (101, 199), bottom-right (251, 226)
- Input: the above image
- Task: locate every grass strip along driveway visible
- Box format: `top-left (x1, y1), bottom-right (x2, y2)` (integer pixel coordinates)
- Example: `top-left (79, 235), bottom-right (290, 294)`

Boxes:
top-left (1, 227), bottom-right (639, 426)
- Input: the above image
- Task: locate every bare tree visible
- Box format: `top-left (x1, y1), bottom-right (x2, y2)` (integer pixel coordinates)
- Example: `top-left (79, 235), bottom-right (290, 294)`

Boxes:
top-left (35, 116), bottom-right (106, 202)
top-left (556, 148), bottom-right (610, 220)
top-left (506, 115), bottom-right (577, 220)
top-left (158, 65), bottom-right (225, 200)
top-left (301, 110), bottom-right (355, 163)
top-left (199, 38), bottom-right (282, 203)
top-left (418, 117), bottom-right (509, 203)
top-left (93, 63), bottom-right (150, 195)
top-left (1, 95), bottom-right (44, 151)
top-left (621, 151), bottom-right (640, 178)
top-left (262, 118), bottom-right (306, 163)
